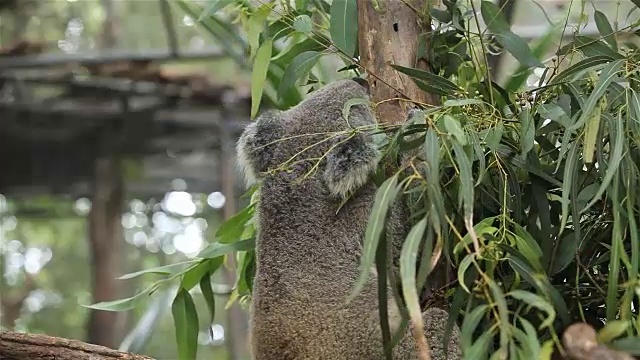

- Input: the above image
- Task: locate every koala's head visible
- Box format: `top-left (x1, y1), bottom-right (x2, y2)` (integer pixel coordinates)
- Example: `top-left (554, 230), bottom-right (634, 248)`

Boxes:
top-left (236, 78), bottom-right (381, 198)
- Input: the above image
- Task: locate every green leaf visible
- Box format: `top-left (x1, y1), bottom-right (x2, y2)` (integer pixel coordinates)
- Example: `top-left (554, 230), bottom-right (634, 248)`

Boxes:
top-left (481, 1), bottom-right (543, 68)
top-left (457, 254), bottom-right (475, 294)
top-left (569, 59), bottom-right (623, 132)
top-left (495, 31), bottom-right (545, 68)
top-left (400, 218), bottom-right (428, 322)
top-left (198, 0), bottom-right (234, 21)
top-left (465, 330), bottom-right (493, 359)
top-left (452, 141), bottom-right (474, 222)
top-left (597, 320), bottom-right (630, 343)
top-left (181, 258), bottom-right (222, 291)
top-left (117, 260), bottom-right (197, 280)
top-left (480, 0), bottom-right (509, 32)
top-left (83, 294), bottom-right (143, 312)
top-left (582, 97), bottom-right (603, 164)
top-left (172, 289), bottom-right (199, 360)
top-left (443, 115), bottom-right (467, 145)
top-left (559, 142), bottom-right (580, 235)
top-left (508, 290), bottom-right (556, 329)
top-left (443, 99), bottom-right (483, 107)
top-left (293, 14), bottom-right (313, 34)
top-left (272, 37), bottom-right (327, 67)
top-left (216, 205), bottom-right (255, 244)
top-left (251, 37), bottom-right (273, 119)
top-left (556, 35), bottom-right (624, 59)
top-left (519, 108), bottom-right (535, 156)
top-left (197, 238), bottom-right (256, 258)
top-left (550, 231), bottom-right (579, 275)
top-left (593, 10), bottom-right (618, 50)
top-left (247, 4), bottom-right (272, 59)
top-left (391, 64), bottom-right (459, 95)
top-left (581, 112), bottom-right (624, 214)
top-left (329, 0), bottom-right (358, 57)
top-left (460, 305), bottom-right (489, 350)
top-left (611, 337), bottom-right (640, 355)
top-left (278, 51), bottom-right (323, 96)
top-left (517, 317), bottom-right (542, 359)
top-left (512, 224), bottom-right (544, 272)
top-left (351, 175), bottom-right (401, 300)
top-left (505, 26), bottom-right (559, 91)
top-left (550, 56), bottom-right (612, 84)
top-left (484, 122), bottom-right (504, 150)
top-left (487, 278), bottom-right (510, 354)
top-left (200, 271), bottom-right (216, 326)
top-left (295, 0), bottom-right (308, 10)
top-left (536, 103), bottom-right (570, 127)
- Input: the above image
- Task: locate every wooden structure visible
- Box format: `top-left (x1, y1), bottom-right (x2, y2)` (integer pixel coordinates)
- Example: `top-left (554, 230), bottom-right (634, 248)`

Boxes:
top-left (0, 0), bottom-right (253, 358)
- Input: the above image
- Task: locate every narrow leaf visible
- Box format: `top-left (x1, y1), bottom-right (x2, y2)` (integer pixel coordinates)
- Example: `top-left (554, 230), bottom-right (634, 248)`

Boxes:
top-left (508, 290), bottom-right (556, 329)
top-left (117, 260), bottom-right (197, 280)
top-left (351, 175), bottom-right (400, 299)
top-left (278, 51), bottom-right (323, 96)
top-left (200, 271), bottom-right (216, 326)
top-left (329, 0), bottom-right (358, 57)
top-left (598, 320), bottom-right (630, 343)
top-left (251, 37), bottom-right (273, 119)
top-left (198, 0), bottom-right (234, 21)
top-left (391, 64), bottom-right (459, 94)
top-left (594, 10), bottom-right (617, 50)
top-left (216, 205), bottom-right (255, 244)
top-left (443, 115), bottom-right (467, 145)
top-left (400, 218), bottom-right (428, 322)
top-left (581, 112), bottom-right (624, 213)
top-left (247, 5), bottom-right (272, 59)
top-left (172, 289), bottom-right (199, 360)
top-left (569, 59), bottom-right (623, 132)
top-left (197, 238), bottom-right (256, 259)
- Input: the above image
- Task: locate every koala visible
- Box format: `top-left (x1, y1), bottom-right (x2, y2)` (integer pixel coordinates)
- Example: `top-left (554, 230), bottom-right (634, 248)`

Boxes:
top-left (236, 78), bottom-right (462, 360)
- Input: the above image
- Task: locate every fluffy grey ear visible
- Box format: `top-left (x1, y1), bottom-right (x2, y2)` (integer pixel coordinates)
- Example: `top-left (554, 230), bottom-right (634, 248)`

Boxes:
top-left (323, 132), bottom-right (381, 198)
top-left (236, 111), bottom-right (284, 186)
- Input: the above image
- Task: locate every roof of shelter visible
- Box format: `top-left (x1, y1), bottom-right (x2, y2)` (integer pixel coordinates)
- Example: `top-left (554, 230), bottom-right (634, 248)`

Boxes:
top-left (0, 0), bottom-right (252, 200)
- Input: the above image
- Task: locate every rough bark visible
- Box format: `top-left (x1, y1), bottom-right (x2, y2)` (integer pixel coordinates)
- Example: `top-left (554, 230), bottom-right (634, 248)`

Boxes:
top-left (356, 0), bottom-right (438, 125)
top-left (86, 157), bottom-right (124, 348)
top-left (356, 2), bottom-right (450, 360)
top-left (0, 331), bottom-right (155, 360)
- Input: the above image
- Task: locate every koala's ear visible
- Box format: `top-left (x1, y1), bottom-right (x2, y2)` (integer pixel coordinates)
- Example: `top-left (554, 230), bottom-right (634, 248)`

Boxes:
top-left (323, 132), bottom-right (381, 198)
top-left (236, 111), bottom-right (284, 186)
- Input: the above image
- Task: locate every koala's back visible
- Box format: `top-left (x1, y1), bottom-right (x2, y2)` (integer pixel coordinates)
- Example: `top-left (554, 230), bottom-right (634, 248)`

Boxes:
top-left (249, 175), bottom-right (395, 359)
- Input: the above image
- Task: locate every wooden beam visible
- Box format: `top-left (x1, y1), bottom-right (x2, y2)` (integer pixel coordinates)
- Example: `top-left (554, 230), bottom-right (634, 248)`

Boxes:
top-left (0, 48), bottom-right (224, 69)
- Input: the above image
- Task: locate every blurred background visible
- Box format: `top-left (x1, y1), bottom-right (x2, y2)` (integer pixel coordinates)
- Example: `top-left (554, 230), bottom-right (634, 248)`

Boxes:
top-left (0, 1), bottom-right (637, 359)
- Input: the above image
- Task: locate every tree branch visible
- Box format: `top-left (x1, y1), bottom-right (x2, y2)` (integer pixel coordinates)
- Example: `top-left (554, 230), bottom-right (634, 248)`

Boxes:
top-left (0, 331), bottom-right (156, 360)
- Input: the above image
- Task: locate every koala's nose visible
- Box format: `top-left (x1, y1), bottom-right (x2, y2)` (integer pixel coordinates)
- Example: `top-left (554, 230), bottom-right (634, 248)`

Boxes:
top-left (351, 77), bottom-right (370, 93)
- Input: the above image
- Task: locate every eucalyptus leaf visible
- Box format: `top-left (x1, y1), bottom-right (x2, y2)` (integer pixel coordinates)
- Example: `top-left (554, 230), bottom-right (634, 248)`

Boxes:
top-left (172, 289), bottom-right (199, 360)
top-left (251, 38), bottom-right (273, 119)
top-left (329, 0), bottom-right (358, 57)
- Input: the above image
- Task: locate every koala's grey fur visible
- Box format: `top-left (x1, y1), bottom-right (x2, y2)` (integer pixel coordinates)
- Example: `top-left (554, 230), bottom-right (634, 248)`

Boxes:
top-left (237, 79), bottom-right (462, 360)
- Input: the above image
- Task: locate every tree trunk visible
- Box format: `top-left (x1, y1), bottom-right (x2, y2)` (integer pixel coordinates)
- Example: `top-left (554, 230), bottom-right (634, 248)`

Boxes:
top-left (356, 2), bottom-right (450, 360)
top-left (356, 0), bottom-right (438, 125)
top-left (86, 157), bottom-right (124, 348)
top-left (0, 331), bottom-right (154, 360)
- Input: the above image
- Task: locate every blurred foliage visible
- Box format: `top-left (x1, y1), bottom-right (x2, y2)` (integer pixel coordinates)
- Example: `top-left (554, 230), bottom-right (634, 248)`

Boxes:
top-left (90, 0), bottom-right (640, 359)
